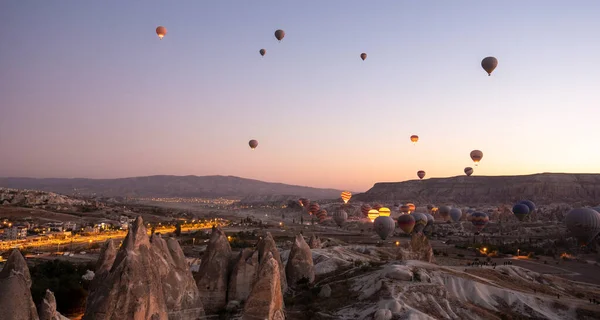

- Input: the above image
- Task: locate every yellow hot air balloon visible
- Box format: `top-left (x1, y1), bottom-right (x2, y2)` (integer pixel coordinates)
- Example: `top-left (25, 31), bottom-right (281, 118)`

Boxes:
top-left (156, 26), bottom-right (167, 40)
top-left (367, 209), bottom-right (379, 222)
top-left (378, 207), bottom-right (391, 217)
top-left (470, 150), bottom-right (483, 166)
top-left (410, 135), bottom-right (419, 145)
top-left (341, 191), bottom-right (352, 204)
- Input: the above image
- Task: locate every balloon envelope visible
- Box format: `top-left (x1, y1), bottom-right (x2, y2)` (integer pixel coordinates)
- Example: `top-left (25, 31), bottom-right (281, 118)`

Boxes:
top-left (367, 209), bottom-right (380, 222)
top-left (407, 203), bottom-right (416, 213)
top-left (259, 49), bottom-right (266, 56)
top-left (481, 56), bottom-right (498, 76)
top-left (425, 213), bottom-right (434, 227)
top-left (374, 216), bottom-right (396, 240)
top-left (470, 150), bottom-right (483, 164)
top-left (412, 213), bottom-right (428, 233)
top-left (341, 191), bottom-right (352, 204)
top-left (378, 207), bottom-right (391, 217)
top-left (417, 171), bottom-right (426, 179)
top-left (274, 29), bottom-right (285, 41)
top-left (518, 200), bottom-right (536, 213)
top-left (361, 204), bottom-right (372, 217)
top-left (316, 209), bottom-right (328, 222)
top-left (565, 208), bottom-right (600, 245)
top-left (512, 203), bottom-right (530, 221)
top-left (360, 53), bottom-right (367, 60)
top-left (449, 208), bottom-right (462, 222)
top-left (397, 214), bottom-right (416, 234)
top-left (308, 202), bottom-right (320, 215)
top-left (464, 167), bottom-right (474, 176)
top-left (373, 203), bottom-right (383, 211)
top-left (400, 205), bottom-right (410, 214)
top-left (470, 212), bottom-right (489, 233)
top-left (333, 210), bottom-right (348, 227)
top-left (438, 206), bottom-right (451, 221)
top-left (299, 198), bottom-right (310, 208)
top-left (249, 140), bottom-right (258, 149)
top-left (410, 135), bottom-right (419, 143)
top-left (156, 26), bottom-right (167, 39)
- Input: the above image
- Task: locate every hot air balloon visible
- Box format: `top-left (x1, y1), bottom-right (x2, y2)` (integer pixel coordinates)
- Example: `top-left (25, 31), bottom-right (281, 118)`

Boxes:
top-left (249, 140), bottom-right (259, 150)
top-left (378, 207), bottom-right (391, 217)
top-left (438, 206), bottom-right (451, 221)
top-left (367, 209), bottom-right (380, 222)
top-left (518, 200), bottom-right (536, 213)
top-left (333, 210), bottom-right (348, 227)
top-left (398, 214), bottom-right (416, 234)
top-left (259, 49), bottom-right (266, 56)
top-left (407, 203), bottom-right (416, 213)
top-left (470, 150), bottom-right (483, 166)
top-left (427, 204), bottom-right (435, 212)
top-left (565, 208), bottom-right (600, 245)
top-left (449, 208), bottom-right (462, 222)
top-left (417, 171), bottom-right (426, 180)
top-left (156, 26), bottom-right (167, 40)
top-left (400, 205), bottom-right (410, 214)
top-left (274, 29), bottom-right (285, 41)
top-left (299, 198), bottom-right (310, 208)
top-left (412, 213), bottom-right (428, 233)
top-left (361, 204), bottom-right (372, 218)
top-left (512, 203), bottom-right (530, 221)
top-left (425, 213), bottom-right (434, 228)
top-left (481, 56), bottom-right (498, 76)
top-left (316, 209), bottom-right (328, 222)
top-left (373, 203), bottom-right (383, 211)
top-left (308, 202), bottom-right (320, 216)
top-left (360, 53), bottom-right (367, 61)
top-left (341, 191), bottom-right (352, 204)
top-left (470, 212), bottom-right (489, 233)
top-left (374, 216), bottom-right (396, 240)
top-left (464, 167), bottom-right (474, 176)
top-left (410, 135), bottom-right (419, 144)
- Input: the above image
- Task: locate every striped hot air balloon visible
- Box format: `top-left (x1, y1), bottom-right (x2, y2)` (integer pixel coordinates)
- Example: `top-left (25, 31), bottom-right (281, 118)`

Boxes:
top-left (308, 202), bottom-right (320, 216)
top-left (333, 210), bottom-right (348, 227)
top-left (367, 209), bottom-right (379, 222)
top-left (299, 198), bottom-right (310, 208)
top-left (470, 150), bottom-right (483, 166)
top-left (397, 214), bottom-right (416, 234)
top-left (374, 216), bottom-right (395, 240)
top-left (341, 191), bottom-right (352, 204)
top-left (373, 203), bottom-right (383, 211)
top-left (470, 212), bottom-right (489, 233)
top-left (565, 208), bottom-right (600, 245)
top-left (378, 207), bottom-right (391, 217)
top-left (464, 167), bottom-right (474, 176)
top-left (316, 209), bottom-right (328, 222)
top-left (361, 204), bottom-right (372, 217)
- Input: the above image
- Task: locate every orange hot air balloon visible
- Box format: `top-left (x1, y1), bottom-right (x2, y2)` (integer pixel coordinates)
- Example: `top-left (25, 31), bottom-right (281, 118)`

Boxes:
top-left (367, 209), bottom-right (379, 222)
top-left (410, 135), bottom-right (419, 144)
top-left (464, 167), bottom-right (474, 176)
top-left (274, 29), bottom-right (285, 41)
top-left (400, 205), bottom-right (410, 214)
top-left (470, 150), bottom-right (483, 166)
top-left (341, 191), bottom-right (352, 204)
top-left (259, 49), bottom-right (266, 56)
top-left (407, 203), bottom-right (416, 213)
top-left (360, 53), bottom-right (367, 61)
top-left (481, 56), bottom-right (498, 76)
top-left (417, 170), bottom-right (425, 180)
top-left (156, 26), bottom-right (167, 40)
top-left (378, 207), bottom-right (391, 217)
top-left (249, 140), bottom-right (258, 150)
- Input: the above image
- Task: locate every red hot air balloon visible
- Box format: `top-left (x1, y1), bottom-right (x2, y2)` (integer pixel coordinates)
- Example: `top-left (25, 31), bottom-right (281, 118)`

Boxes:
top-left (398, 214), bottom-right (416, 234)
top-left (360, 53), bottom-right (367, 61)
top-left (361, 204), bottom-right (372, 217)
top-left (308, 202), bottom-right (320, 215)
top-left (373, 203), bottom-right (383, 211)
top-left (249, 140), bottom-right (258, 150)
top-left (156, 26), bottom-right (167, 40)
top-left (417, 170), bottom-right (425, 179)
top-left (316, 209), bottom-right (328, 222)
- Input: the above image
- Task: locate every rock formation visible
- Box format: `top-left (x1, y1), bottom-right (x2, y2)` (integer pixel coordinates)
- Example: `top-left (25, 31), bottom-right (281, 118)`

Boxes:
top-left (151, 235), bottom-right (206, 320)
top-left (395, 234), bottom-right (435, 263)
top-left (256, 232), bottom-right (287, 292)
top-left (285, 234), bottom-right (315, 287)
top-left (228, 248), bottom-right (259, 302)
top-left (308, 234), bottom-right (321, 249)
top-left (38, 290), bottom-right (68, 320)
top-left (0, 249), bottom-right (39, 320)
top-left (195, 228), bottom-right (232, 314)
top-left (83, 216), bottom-right (169, 320)
top-left (242, 252), bottom-right (285, 320)
top-left (87, 239), bottom-right (117, 296)
top-left (353, 173), bottom-right (600, 205)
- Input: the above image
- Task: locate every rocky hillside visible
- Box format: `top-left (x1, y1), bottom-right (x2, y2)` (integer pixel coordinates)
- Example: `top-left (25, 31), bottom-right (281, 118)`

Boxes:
top-left (0, 188), bottom-right (100, 211)
top-left (0, 175), bottom-right (344, 200)
top-left (354, 173), bottom-right (600, 205)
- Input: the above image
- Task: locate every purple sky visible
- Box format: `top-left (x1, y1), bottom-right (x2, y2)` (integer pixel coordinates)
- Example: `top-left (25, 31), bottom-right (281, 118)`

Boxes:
top-left (1, 1), bottom-right (599, 192)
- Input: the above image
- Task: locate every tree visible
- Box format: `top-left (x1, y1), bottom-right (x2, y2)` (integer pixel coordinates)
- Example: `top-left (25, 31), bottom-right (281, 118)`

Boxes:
top-left (175, 222), bottom-right (182, 237)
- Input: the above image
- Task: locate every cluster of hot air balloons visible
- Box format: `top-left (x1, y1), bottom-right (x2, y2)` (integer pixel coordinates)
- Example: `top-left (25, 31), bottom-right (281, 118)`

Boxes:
top-left (512, 200), bottom-right (536, 221)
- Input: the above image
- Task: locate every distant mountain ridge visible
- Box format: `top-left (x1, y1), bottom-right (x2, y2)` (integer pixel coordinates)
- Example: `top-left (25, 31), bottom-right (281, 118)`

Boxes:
top-left (353, 173), bottom-right (600, 205)
top-left (0, 175), bottom-right (345, 200)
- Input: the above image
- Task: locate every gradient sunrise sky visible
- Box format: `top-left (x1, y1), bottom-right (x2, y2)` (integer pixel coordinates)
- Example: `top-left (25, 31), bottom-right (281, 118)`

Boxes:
top-left (1, 1), bottom-right (599, 192)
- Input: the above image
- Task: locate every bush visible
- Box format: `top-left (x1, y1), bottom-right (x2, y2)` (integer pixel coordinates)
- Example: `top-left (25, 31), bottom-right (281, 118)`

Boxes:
top-left (457, 253), bottom-right (465, 258)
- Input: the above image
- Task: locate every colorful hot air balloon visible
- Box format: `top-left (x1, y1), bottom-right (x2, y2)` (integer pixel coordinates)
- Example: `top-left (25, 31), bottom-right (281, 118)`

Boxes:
top-left (360, 53), bottom-right (367, 61)
top-left (299, 198), bottom-right (310, 208)
top-left (373, 203), bottom-right (383, 211)
top-left (470, 150), bottom-right (483, 166)
top-left (398, 214), bottom-right (416, 234)
top-left (308, 202), bottom-right (320, 216)
top-left (374, 216), bottom-right (396, 240)
top-left (481, 56), bottom-right (498, 76)
top-left (464, 167), bottom-right (474, 176)
top-left (156, 26), bottom-right (167, 40)
top-left (470, 212), bottom-right (489, 233)
top-left (249, 140), bottom-right (258, 150)
top-left (378, 207), bottom-right (391, 217)
top-left (367, 209), bottom-right (380, 222)
top-left (518, 200), bottom-right (536, 213)
top-left (425, 213), bottom-right (434, 228)
top-left (341, 191), bottom-right (352, 204)
top-left (316, 209), bottom-right (328, 222)
top-left (274, 29), bottom-right (285, 41)
top-left (412, 213), bottom-right (428, 233)
top-left (361, 204), bottom-right (372, 217)
top-left (565, 208), bottom-right (600, 245)
top-left (259, 49), bottom-right (266, 56)
top-left (410, 135), bottom-right (419, 144)
top-left (406, 203), bottom-right (416, 213)
top-left (512, 203), bottom-right (530, 221)
top-left (333, 210), bottom-right (348, 227)
top-left (417, 171), bottom-right (426, 180)
top-left (449, 208), bottom-right (462, 222)
top-left (438, 206), bottom-right (451, 221)
top-left (400, 205), bottom-right (410, 214)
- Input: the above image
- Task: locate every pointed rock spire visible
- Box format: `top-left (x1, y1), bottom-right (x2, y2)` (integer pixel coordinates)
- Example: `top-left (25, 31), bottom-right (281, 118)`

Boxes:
top-left (257, 232), bottom-right (287, 292)
top-left (38, 290), bottom-right (68, 320)
top-left (285, 234), bottom-right (315, 288)
top-left (242, 252), bottom-right (285, 320)
top-left (0, 249), bottom-right (39, 320)
top-left (196, 228), bottom-right (232, 314)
